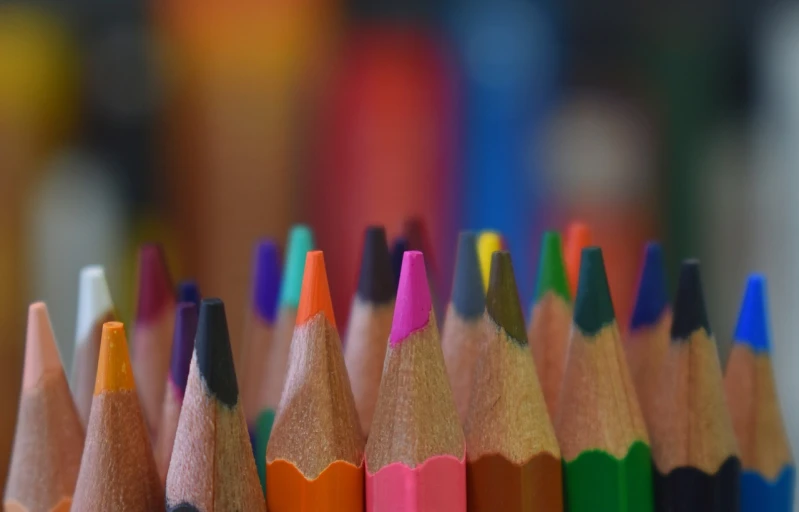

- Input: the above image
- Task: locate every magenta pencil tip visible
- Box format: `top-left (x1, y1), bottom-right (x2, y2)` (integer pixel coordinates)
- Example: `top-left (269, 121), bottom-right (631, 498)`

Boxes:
top-left (389, 251), bottom-right (432, 346)
top-left (136, 243), bottom-right (174, 323)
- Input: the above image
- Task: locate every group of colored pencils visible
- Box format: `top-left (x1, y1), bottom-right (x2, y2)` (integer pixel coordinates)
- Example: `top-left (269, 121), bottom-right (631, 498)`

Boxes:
top-left (1, 220), bottom-right (794, 511)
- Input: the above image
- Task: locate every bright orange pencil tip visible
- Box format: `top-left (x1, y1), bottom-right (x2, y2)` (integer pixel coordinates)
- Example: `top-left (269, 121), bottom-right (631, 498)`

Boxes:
top-left (95, 321), bottom-right (135, 395)
top-left (296, 250), bottom-right (337, 329)
top-left (565, 222), bottom-right (593, 296)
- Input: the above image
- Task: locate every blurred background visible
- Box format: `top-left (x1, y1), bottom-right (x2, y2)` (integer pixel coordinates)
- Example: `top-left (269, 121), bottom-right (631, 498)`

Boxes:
top-left (0, 0), bottom-right (795, 496)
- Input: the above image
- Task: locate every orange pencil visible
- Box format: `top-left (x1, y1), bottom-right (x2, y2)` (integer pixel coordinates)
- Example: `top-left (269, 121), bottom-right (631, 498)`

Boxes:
top-left (5, 303), bottom-right (84, 512)
top-left (72, 322), bottom-right (164, 511)
top-left (267, 251), bottom-right (364, 511)
top-left (564, 221), bottom-right (592, 298)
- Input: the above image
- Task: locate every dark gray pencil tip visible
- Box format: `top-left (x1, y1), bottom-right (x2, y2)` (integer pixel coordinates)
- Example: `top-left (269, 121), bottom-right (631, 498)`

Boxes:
top-left (451, 232), bottom-right (485, 319)
top-left (671, 260), bottom-right (712, 340)
top-left (357, 226), bottom-right (395, 304)
top-left (195, 298), bottom-right (238, 406)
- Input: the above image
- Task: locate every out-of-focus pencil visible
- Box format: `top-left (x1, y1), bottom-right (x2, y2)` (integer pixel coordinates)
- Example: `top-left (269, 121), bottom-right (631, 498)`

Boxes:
top-left (344, 226), bottom-right (395, 436)
top-left (441, 231), bottom-right (485, 423)
top-left (5, 303), bottom-right (84, 512)
top-left (624, 242), bottom-right (671, 431)
top-left (403, 217), bottom-right (441, 317)
top-left (564, 221), bottom-right (591, 298)
top-left (166, 299), bottom-right (265, 511)
top-left (72, 321), bottom-right (164, 511)
top-left (556, 247), bottom-right (653, 512)
top-left (267, 251), bottom-right (364, 511)
top-left (365, 251), bottom-right (466, 511)
top-left (71, 265), bottom-right (116, 428)
top-left (476, 230), bottom-right (502, 292)
top-left (465, 252), bottom-right (562, 510)
top-left (650, 260), bottom-right (740, 512)
top-left (154, 303), bottom-right (198, 482)
top-left (724, 275), bottom-right (794, 511)
top-left (390, 237), bottom-right (408, 292)
top-left (528, 231), bottom-right (571, 418)
top-left (131, 243), bottom-right (176, 439)
top-left (176, 279), bottom-right (200, 308)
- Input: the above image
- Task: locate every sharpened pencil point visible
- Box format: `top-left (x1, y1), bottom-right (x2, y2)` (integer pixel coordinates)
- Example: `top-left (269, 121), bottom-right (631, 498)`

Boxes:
top-left (630, 242), bottom-right (669, 330)
top-left (357, 226), bottom-right (395, 304)
top-left (169, 303), bottom-right (198, 396)
top-left (534, 231), bottom-right (570, 303)
top-left (573, 247), bottom-right (616, 335)
top-left (23, 302), bottom-right (62, 392)
top-left (565, 222), bottom-right (592, 296)
top-left (279, 225), bottom-right (315, 309)
top-left (451, 231), bottom-right (485, 319)
top-left (95, 322), bottom-right (135, 394)
top-left (136, 244), bottom-right (174, 323)
top-left (196, 299), bottom-right (238, 406)
top-left (252, 239), bottom-right (281, 323)
top-left (176, 280), bottom-right (201, 309)
top-left (76, 265), bottom-right (115, 345)
top-left (296, 251), bottom-right (337, 328)
top-left (486, 251), bottom-right (527, 345)
top-left (477, 231), bottom-right (503, 292)
top-left (671, 260), bottom-right (712, 340)
top-left (734, 274), bottom-right (770, 353)
top-left (390, 251), bottom-right (432, 346)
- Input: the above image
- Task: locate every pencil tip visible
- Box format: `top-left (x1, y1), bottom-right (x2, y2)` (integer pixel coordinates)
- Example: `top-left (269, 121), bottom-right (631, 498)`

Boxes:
top-left (252, 239), bottom-right (281, 323)
top-left (630, 242), bottom-right (670, 329)
top-left (357, 226), bottom-right (395, 304)
top-left (451, 231), bottom-right (485, 319)
top-left (169, 303), bottom-right (198, 396)
top-left (534, 231), bottom-right (570, 303)
top-left (734, 274), bottom-right (770, 353)
top-left (136, 244), bottom-right (174, 323)
top-left (671, 260), bottom-right (712, 340)
top-left (23, 302), bottom-right (62, 391)
top-left (573, 247), bottom-right (616, 335)
top-left (565, 221), bottom-right (592, 295)
top-left (477, 231), bottom-right (503, 292)
top-left (486, 252), bottom-right (527, 345)
top-left (95, 321), bottom-right (135, 394)
top-left (403, 216), bottom-right (436, 273)
top-left (279, 225), bottom-right (315, 309)
top-left (195, 299), bottom-right (238, 406)
top-left (296, 251), bottom-right (337, 328)
top-left (176, 279), bottom-right (201, 309)
top-left (390, 237), bottom-right (408, 291)
top-left (76, 265), bottom-right (115, 344)
top-left (390, 251), bottom-right (432, 345)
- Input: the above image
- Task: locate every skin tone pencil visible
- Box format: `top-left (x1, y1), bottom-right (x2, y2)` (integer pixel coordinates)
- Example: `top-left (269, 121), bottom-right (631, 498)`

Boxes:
top-left (5, 303), bottom-right (85, 512)
top-left (131, 243), bottom-right (176, 440)
top-left (527, 231), bottom-right (572, 418)
top-left (71, 321), bottom-right (164, 511)
top-left (441, 231), bottom-right (486, 423)
top-left (650, 260), bottom-right (740, 512)
top-left (365, 251), bottom-right (466, 512)
top-left (266, 251), bottom-right (364, 511)
top-left (563, 221), bottom-right (592, 298)
top-left (624, 242), bottom-right (671, 432)
top-left (555, 247), bottom-right (653, 512)
top-left (464, 251), bottom-right (562, 511)
top-left (166, 299), bottom-right (265, 511)
top-left (476, 230), bottom-right (502, 292)
top-left (240, 240), bottom-right (281, 488)
top-left (70, 265), bottom-right (116, 428)
top-left (344, 226), bottom-right (395, 436)
top-left (176, 280), bottom-right (200, 308)
top-left (154, 303), bottom-right (198, 482)
top-left (258, 225), bottom-right (314, 455)
top-left (724, 275), bottom-right (794, 511)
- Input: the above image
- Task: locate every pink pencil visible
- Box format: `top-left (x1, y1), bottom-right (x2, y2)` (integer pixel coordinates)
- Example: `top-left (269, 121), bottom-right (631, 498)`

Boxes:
top-left (365, 251), bottom-right (466, 511)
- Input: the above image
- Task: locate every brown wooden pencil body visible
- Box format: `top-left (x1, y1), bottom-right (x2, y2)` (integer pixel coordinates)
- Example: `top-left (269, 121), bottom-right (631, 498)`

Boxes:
top-left (262, 307), bottom-right (297, 411)
top-left (242, 317), bottom-right (273, 425)
top-left (625, 310), bottom-right (672, 431)
top-left (71, 313), bottom-right (113, 428)
top-left (528, 292), bottom-right (571, 418)
top-left (441, 309), bottom-right (483, 424)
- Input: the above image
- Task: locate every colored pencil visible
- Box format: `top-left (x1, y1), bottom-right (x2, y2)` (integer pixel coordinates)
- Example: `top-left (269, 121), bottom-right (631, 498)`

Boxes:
top-left (241, 240), bottom-right (281, 488)
top-left (649, 260), bottom-right (740, 512)
top-left (476, 230), bottom-right (502, 292)
top-left (131, 243), bottom-right (176, 439)
top-left (344, 226), bottom-right (395, 436)
top-left (166, 299), bottom-right (264, 511)
top-left (724, 275), bottom-right (794, 511)
top-left (365, 251), bottom-right (466, 511)
top-left (266, 251), bottom-right (364, 511)
top-left (71, 265), bottom-right (116, 428)
top-left (257, 225), bottom-right (314, 477)
top-left (441, 231), bottom-right (485, 423)
top-left (403, 217), bottom-right (442, 317)
top-left (624, 242), bottom-right (671, 431)
top-left (4, 303), bottom-right (84, 512)
top-left (528, 231), bottom-right (572, 418)
top-left (72, 321), bottom-right (164, 510)
top-left (464, 251), bottom-right (562, 510)
top-left (564, 221), bottom-right (592, 298)
top-left (154, 302), bottom-right (198, 482)
top-left (555, 247), bottom-right (653, 512)
top-left (390, 237), bottom-right (408, 291)
top-left (176, 279), bottom-right (201, 308)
